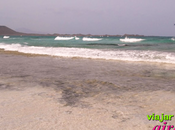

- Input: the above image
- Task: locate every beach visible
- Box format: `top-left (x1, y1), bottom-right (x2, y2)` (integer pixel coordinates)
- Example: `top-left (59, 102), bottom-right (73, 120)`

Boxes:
top-left (0, 50), bottom-right (175, 130)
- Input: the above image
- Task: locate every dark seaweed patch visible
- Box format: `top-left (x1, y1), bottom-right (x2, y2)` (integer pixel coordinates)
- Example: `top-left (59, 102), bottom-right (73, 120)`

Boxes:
top-left (39, 79), bottom-right (121, 107)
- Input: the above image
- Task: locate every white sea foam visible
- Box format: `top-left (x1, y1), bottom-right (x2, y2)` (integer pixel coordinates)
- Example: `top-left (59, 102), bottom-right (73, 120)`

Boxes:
top-left (120, 37), bottom-right (144, 42)
top-left (82, 37), bottom-right (102, 41)
top-left (0, 43), bottom-right (175, 64)
top-left (74, 36), bottom-right (80, 40)
top-left (171, 38), bottom-right (175, 41)
top-left (54, 36), bottom-right (74, 40)
top-left (3, 36), bottom-right (10, 39)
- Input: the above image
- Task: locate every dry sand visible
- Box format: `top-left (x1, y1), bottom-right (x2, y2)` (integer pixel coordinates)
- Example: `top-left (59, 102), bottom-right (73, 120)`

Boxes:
top-left (1, 86), bottom-right (175, 130)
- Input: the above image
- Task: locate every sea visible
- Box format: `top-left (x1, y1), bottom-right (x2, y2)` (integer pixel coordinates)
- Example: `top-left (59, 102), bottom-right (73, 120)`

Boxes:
top-left (1, 35), bottom-right (175, 129)
top-left (0, 35), bottom-right (175, 64)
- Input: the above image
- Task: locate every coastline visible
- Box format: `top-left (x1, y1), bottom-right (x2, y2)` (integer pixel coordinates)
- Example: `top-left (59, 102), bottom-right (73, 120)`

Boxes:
top-left (1, 48), bottom-right (175, 66)
top-left (0, 51), bottom-right (175, 130)
top-left (0, 25), bottom-right (145, 37)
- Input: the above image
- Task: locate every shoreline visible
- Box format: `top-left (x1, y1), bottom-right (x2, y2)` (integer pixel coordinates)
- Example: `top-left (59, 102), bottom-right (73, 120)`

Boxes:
top-left (1, 49), bottom-right (175, 67)
top-left (0, 51), bottom-right (175, 129)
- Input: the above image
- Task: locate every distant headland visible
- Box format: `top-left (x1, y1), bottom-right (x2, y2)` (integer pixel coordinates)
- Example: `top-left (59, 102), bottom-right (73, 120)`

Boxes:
top-left (0, 26), bottom-right (144, 37)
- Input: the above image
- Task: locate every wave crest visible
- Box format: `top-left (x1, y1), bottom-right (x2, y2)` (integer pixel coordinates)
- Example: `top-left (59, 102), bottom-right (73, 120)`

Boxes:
top-left (120, 37), bottom-right (144, 42)
top-left (75, 36), bottom-right (80, 40)
top-left (82, 37), bottom-right (102, 41)
top-left (3, 36), bottom-right (10, 39)
top-left (54, 36), bottom-right (74, 40)
top-left (171, 38), bottom-right (175, 41)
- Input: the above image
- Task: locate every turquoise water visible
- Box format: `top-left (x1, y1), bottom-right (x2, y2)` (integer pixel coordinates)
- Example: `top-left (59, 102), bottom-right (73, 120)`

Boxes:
top-left (0, 36), bottom-right (175, 64)
top-left (1, 36), bottom-right (175, 50)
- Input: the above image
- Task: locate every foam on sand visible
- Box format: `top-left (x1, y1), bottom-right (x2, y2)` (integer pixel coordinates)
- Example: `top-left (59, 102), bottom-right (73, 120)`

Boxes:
top-left (0, 43), bottom-right (175, 64)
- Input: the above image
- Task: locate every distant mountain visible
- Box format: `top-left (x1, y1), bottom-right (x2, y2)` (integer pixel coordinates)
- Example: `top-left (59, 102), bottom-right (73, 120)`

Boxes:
top-left (0, 26), bottom-right (21, 35)
top-left (0, 26), bottom-right (45, 36)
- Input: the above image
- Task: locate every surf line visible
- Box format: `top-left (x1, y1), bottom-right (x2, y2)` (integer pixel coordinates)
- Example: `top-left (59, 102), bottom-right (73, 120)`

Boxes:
top-left (147, 113), bottom-right (174, 130)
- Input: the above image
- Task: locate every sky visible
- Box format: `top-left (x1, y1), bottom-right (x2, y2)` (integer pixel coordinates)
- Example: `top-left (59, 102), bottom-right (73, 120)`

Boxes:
top-left (0, 0), bottom-right (175, 36)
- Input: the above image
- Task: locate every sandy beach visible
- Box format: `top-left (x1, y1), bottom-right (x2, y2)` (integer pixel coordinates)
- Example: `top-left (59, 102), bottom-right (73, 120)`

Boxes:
top-left (0, 50), bottom-right (175, 130)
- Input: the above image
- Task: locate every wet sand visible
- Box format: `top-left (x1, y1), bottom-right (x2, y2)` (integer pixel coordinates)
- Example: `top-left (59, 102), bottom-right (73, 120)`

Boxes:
top-left (0, 50), bottom-right (175, 130)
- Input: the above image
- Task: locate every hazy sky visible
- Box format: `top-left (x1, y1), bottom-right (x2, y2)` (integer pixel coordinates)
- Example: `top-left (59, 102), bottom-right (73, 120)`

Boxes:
top-left (0, 0), bottom-right (175, 36)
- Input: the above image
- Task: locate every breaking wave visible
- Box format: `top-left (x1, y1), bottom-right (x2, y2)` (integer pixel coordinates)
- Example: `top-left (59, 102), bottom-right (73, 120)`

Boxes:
top-left (3, 36), bottom-right (10, 39)
top-left (0, 43), bottom-right (175, 64)
top-left (82, 37), bottom-right (102, 41)
top-left (120, 37), bottom-right (145, 42)
top-left (75, 36), bottom-right (80, 40)
top-left (171, 38), bottom-right (175, 41)
top-left (54, 36), bottom-right (74, 40)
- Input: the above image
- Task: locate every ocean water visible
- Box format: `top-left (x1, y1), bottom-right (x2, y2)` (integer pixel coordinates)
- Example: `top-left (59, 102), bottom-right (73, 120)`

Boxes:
top-left (0, 35), bottom-right (175, 64)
